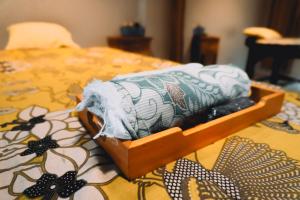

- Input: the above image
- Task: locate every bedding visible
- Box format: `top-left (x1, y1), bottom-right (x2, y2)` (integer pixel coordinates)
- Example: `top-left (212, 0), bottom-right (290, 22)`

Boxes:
top-left (77, 64), bottom-right (250, 139)
top-left (0, 47), bottom-right (299, 199)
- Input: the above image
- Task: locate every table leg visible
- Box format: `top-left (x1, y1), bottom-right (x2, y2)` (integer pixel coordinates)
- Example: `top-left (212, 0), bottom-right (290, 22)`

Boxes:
top-left (270, 58), bottom-right (284, 84)
top-left (245, 49), bottom-right (257, 79)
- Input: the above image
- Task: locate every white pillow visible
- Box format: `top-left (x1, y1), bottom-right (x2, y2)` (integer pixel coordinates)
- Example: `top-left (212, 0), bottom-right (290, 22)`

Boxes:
top-left (5, 22), bottom-right (80, 50)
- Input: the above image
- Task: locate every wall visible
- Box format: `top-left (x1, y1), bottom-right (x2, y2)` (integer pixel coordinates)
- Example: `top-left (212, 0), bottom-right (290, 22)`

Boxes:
top-left (0, 0), bottom-right (138, 48)
top-left (137, 0), bottom-right (172, 59)
top-left (285, 61), bottom-right (300, 80)
top-left (2, 0), bottom-right (297, 73)
top-left (184, 0), bottom-right (268, 68)
top-left (0, 0), bottom-right (171, 58)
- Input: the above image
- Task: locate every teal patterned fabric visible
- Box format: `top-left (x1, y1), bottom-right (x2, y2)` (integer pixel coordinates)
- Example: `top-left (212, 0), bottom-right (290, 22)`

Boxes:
top-left (77, 64), bottom-right (250, 140)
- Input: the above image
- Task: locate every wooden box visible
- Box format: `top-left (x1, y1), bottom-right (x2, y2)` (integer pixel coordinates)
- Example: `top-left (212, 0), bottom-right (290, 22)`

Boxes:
top-left (107, 36), bottom-right (152, 55)
top-left (199, 35), bottom-right (219, 65)
top-left (77, 83), bottom-right (284, 179)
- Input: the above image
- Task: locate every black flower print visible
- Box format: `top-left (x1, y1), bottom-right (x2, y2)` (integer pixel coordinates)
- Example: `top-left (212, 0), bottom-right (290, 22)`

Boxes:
top-left (260, 101), bottom-right (300, 134)
top-left (20, 135), bottom-right (59, 156)
top-left (261, 120), bottom-right (300, 134)
top-left (0, 115), bottom-right (46, 131)
top-left (0, 61), bottom-right (15, 73)
top-left (163, 136), bottom-right (300, 200)
top-left (164, 158), bottom-right (241, 200)
top-left (23, 171), bottom-right (87, 200)
top-left (296, 93), bottom-right (300, 101)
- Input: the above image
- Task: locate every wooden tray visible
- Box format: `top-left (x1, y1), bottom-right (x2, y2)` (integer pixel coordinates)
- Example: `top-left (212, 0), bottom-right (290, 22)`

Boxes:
top-left (77, 83), bottom-right (284, 179)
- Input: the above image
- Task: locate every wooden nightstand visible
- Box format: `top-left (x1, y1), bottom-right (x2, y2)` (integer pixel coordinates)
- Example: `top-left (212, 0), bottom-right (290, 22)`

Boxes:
top-left (107, 36), bottom-right (152, 55)
top-left (190, 35), bottom-right (220, 65)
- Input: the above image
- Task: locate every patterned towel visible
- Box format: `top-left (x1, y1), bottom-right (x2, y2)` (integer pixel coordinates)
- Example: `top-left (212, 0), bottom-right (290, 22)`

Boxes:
top-left (77, 64), bottom-right (251, 140)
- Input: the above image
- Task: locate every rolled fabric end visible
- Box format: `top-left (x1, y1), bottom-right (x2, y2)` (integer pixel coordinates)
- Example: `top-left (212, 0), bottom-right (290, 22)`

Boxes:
top-left (76, 80), bottom-right (135, 140)
top-left (77, 64), bottom-right (251, 140)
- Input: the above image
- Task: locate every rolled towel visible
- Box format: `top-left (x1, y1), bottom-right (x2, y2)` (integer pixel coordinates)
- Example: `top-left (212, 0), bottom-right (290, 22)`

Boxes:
top-left (77, 63), bottom-right (251, 140)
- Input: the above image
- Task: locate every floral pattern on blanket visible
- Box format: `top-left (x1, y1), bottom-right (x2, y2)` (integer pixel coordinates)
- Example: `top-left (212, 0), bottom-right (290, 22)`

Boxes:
top-left (163, 136), bottom-right (300, 200)
top-left (0, 106), bottom-right (117, 200)
top-left (0, 47), bottom-right (299, 199)
top-left (260, 101), bottom-right (300, 134)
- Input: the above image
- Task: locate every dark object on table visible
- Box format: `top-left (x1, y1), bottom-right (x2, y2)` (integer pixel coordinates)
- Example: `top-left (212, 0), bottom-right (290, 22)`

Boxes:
top-left (203, 97), bottom-right (255, 122)
top-left (120, 22), bottom-right (145, 37)
top-left (244, 27), bottom-right (300, 84)
top-left (190, 26), bottom-right (219, 65)
top-left (193, 26), bottom-right (205, 36)
top-left (107, 36), bottom-right (152, 55)
top-left (181, 97), bottom-right (255, 129)
top-left (190, 26), bottom-right (205, 63)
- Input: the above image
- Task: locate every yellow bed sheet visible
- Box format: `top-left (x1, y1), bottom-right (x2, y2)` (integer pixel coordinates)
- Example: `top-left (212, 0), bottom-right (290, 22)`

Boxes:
top-left (0, 47), bottom-right (299, 200)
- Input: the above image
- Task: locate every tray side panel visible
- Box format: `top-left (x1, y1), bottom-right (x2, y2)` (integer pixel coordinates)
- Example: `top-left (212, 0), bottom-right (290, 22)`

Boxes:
top-left (77, 108), bottom-right (130, 175)
top-left (77, 84), bottom-right (285, 179)
top-left (126, 86), bottom-right (284, 179)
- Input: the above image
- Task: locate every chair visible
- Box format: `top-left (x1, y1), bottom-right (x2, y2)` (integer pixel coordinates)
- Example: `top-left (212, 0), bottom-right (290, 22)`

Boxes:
top-left (5, 22), bottom-right (80, 50)
top-left (244, 27), bottom-right (300, 84)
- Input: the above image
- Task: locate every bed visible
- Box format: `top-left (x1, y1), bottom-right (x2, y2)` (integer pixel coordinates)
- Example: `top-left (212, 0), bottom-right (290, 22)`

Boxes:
top-left (0, 47), bottom-right (299, 199)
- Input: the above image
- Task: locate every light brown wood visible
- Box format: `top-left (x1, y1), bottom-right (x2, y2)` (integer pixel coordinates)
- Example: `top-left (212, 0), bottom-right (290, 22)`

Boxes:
top-left (77, 84), bottom-right (284, 179)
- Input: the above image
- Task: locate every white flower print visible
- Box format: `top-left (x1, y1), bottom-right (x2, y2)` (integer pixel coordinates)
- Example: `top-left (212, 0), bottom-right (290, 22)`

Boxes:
top-left (6, 140), bottom-right (117, 199)
top-left (277, 101), bottom-right (300, 125)
top-left (0, 105), bottom-right (118, 199)
top-left (0, 105), bottom-right (80, 146)
top-left (0, 106), bottom-right (84, 176)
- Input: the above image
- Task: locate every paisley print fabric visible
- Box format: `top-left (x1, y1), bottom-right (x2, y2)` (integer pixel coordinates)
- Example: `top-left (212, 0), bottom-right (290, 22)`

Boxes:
top-left (0, 47), bottom-right (300, 200)
top-left (79, 64), bottom-right (250, 139)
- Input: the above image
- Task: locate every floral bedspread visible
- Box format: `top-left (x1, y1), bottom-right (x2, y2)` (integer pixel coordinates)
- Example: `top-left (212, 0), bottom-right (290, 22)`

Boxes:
top-left (0, 47), bottom-right (299, 200)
